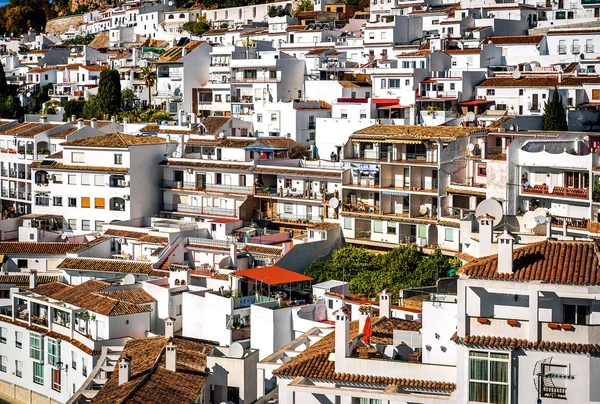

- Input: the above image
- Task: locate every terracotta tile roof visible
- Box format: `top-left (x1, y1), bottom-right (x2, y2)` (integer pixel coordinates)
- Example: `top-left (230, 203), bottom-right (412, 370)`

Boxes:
top-left (161, 160), bottom-right (253, 171)
top-left (352, 124), bottom-right (484, 140)
top-left (103, 229), bottom-right (146, 239)
top-left (156, 41), bottom-right (205, 63)
top-left (0, 242), bottom-right (84, 255)
top-left (478, 76), bottom-right (600, 88)
top-left (81, 65), bottom-right (107, 71)
top-left (30, 161), bottom-right (129, 173)
top-left (91, 336), bottom-right (211, 404)
top-left (98, 288), bottom-right (157, 304)
top-left (31, 280), bottom-right (151, 316)
top-left (185, 138), bottom-right (221, 147)
top-left (68, 237), bottom-right (110, 253)
top-left (309, 222), bottom-right (340, 231)
top-left (338, 81), bottom-right (371, 88)
top-left (49, 127), bottom-right (78, 139)
top-left (57, 258), bottom-right (153, 275)
top-left (151, 247), bottom-right (165, 257)
top-left (243, 245), bottom-right (282, 256)
top-left (61, 132), bottom-right (166, 148)
top-left (0, 122), bottom-right (59, 138)
top-left (28, 66), bottom-right (57, 73)
top-left (305, 47), bottom-right (334, 56)
top-left (139, 124), bottom-right (199, 134)
top-left (370, 317), bottom-right (422, 344)
top-left (446, 187), bottom-right (487, 197)
top-left (0, 273), bottom-right (60, 287)
top-left (202, 28), bottom-right (230, 35)
top-left (273, 319), bottom-right (454, 390)
top-left (201, 116), bottom-right (231, 135)
top-left (252, 166), bottom-right (341, 178)
top-left (286, 25), bottom-right (306, 31)
top-left (452, 333), bottom-right (600, 354)
top-left (443, 48), bottom-right (482, 55)
top-left (396, 50), bottom-right (431, 57)
top-left (459, 239), bottom-right (600, 285)
top-left (487, 35), bottom-right (544, 45)
top-left (138, 235), bottom-right (168, 244)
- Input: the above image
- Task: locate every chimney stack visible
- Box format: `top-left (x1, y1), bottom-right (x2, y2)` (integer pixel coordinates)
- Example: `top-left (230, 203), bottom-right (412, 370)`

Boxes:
top-left (182, 47), bottom-right (187, 57)
top-left (118, 355), bottom-right (131, 385)
top-left (165, 342), bottom-right (177, 372)
top-left (164, 317), bottom-right (175, 338)
top-left (230, 243), bottom-right (237, 269)
top-left (39, 116), bottom-right (47, 123)
top-left (90, 118), bottom-right (97, 129)
top-left (358, 305), bottom-right (373, 333)
top-left (77, 118), bottom-right (85, 130)
top-left (378, 290), bottom-right (391, 319)
top-left (334, 307), bottom-right (350, 365)
top-left (71, 114), bottom-right (76, 122)
top-left (29, 270), bottom-right (37, 289)
top-left (477, 214), bottom-right (494, 257)
top-left (497, 230), bottom-right (515, 275)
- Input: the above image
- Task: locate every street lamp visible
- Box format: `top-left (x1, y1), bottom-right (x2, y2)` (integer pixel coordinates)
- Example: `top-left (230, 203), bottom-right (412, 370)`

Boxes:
top-left (56, 361), bottom-right (69, 373)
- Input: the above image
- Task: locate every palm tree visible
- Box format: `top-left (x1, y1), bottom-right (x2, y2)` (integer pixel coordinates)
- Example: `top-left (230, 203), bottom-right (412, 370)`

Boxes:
top-left (139, 66), bottom-right (157, 109)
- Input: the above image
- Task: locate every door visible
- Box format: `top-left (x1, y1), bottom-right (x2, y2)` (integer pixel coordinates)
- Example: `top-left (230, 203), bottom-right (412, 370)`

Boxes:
top-left (403, 168), bottom-right (410, 188)
top-left (532, 94), bottom-right (539, 111)
top-left (96, 321), bottom-right (105, 340)
top-left (217, 149), bottom-right (222, 160)
top-left (196, 174), bottom-right (206, 190)
top-left (394, 173), bottom-right (403, 188)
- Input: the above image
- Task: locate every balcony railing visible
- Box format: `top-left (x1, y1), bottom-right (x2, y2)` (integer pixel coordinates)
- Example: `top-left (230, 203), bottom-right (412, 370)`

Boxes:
top-left (572, 45), bottom-right (581, 54)
top-left (551, 215), bottom-right (588, 230)
top-left (522, 184), bottom-right (589, 200)
top-left (558, 45), bottom-right (567, 54)
top-left (231, 76), bottom-right (280, 83)
top-left (254, 186), bottom-right (329, 201)
top-left (230, 95), bottom-right (253, 103)
top-left (161, 203), bottom-right (236, 217)
top-left (586, 45), bottom-right (594, 53)
top-left (160, 180), bottom-right (253, 194)
top-left (528, 103), bottom-right (540, 111)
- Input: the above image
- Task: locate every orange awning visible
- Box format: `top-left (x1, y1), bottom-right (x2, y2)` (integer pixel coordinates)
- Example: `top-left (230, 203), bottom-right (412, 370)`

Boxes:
top-left (234, 265), bottom-right (313, 285)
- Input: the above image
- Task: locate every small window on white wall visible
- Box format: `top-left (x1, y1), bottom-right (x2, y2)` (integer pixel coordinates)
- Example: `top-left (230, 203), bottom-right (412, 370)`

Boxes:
top-left (445, 228), bottom-right (454, 242)
top-left (71, 152), bottom-right (84, 163)
top-left (344, 217), bottom-right (352, 229)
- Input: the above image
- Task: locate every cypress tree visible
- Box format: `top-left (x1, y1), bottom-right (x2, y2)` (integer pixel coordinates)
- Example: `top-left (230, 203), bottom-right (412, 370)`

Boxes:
top-left (97, 69), bottom-right (122, 117)
top-left (543, 87), bottom-right (568, 131)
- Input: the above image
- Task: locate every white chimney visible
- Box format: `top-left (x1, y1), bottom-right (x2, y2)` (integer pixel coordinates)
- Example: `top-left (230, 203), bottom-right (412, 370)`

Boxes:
top-left (165, 342), bottom-right (176, 372)
top-left (334, 307), bottom-right (350, 365)
top-left (118, 355), bottom-right (131, 385)
top-left (164, 317), bottom-right (175, 338)
top-left (230, 243), bottom-right (237, 268)
top-left (29, 270), bottom-right (37, 289)
top-left (71, 114), bottom-right (76, 122)
top-left (558, 71), bottom-right (562, 83)
top-left (497, 230), bottom-right (515, 275)
top-left (477, 214), bottom-right (494, 257)
top-left (358, 305), bottom-right (372, 333)
top-left (76, 118), bottom-right (85, 130)
top-left (378, 290), bottom-right (391, 319)
top-left (90, 118), bottom-right (97, 129)
top-left (182, 47), bottom-right (187, 57)
top-left (39, 116), bottom-right (47, 123)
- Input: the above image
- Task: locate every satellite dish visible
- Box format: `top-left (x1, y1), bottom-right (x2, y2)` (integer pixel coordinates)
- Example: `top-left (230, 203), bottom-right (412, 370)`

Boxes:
top-left (26, 92), bottom-right (31, 98)
top-left (466, 143), bottom-right (475, 152)
top-left (533, 208), bottom-right (547, 224)
top-left (419, 205), bottom-right (429, 215)
top-left (512, 70), bottom-right (522, 80)
top-left (71, 47), bottom-right (77, 53)
top-left (168, 0), bottom-right (173, 5)
top-left (329, 197), bottom-right (339, 209)
top-left (523, 211), bottom-right (537, 230)
top-left (465, 111), bottom-right (476, 122)
top-left (229, 342), bottom-right (244, 359)
top-left (122, 274), bottom-right (136, 285)
top-left (475, 199), bottom-right (504, 227)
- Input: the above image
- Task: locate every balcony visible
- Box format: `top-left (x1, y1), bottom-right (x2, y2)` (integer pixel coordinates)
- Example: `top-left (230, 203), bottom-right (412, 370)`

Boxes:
top-left (257, 211), bottom-right (322, 225)
top-left (161, 203), bottom-right (236, 217)
top-left (231, 326), bottom-right (251, 341)
top-left (521, 184), bottom-right (589, 200)
top-left (161, 180), bottom-right (253, 194)
top-left (586, 45), bottom-right (594, 53)
top-left (551, 215), bottom-right (588, 230)
top-left (558, 45), bottom-right (567, 54)
top-left (231, 95), bottom-right (253, 104)
top-left (308, 122), bottom-right (316, 130)
top-left (571, 45), bottom-right (581, 54)
top-left (528, 103), bottom-right (540, 112)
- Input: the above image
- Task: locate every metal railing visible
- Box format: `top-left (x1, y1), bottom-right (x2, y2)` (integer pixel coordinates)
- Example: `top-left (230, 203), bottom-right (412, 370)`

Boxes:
top-left (231, 76), bottom-right (280, 83)
top-left (551, 215), bottom-right (588, 229)
top-left (160, 180), bottom-right (253, 194)
top-left (586, 45), bottom-right (594, 53)
top-left (558, 45), bottom-right (567, 54)
top-left (571, 45), bottom-right (581, 54)
top-left (230, 95), bottom-right (253, 103)
top-left (528, 103), bottom-right (540, 111)
top-left (161, 203), bottom-right (236, 217)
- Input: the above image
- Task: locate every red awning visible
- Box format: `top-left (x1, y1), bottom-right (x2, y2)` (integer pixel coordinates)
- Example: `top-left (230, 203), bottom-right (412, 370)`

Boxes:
top-left (234, 265), bottom-right (313, 285)
top-left (379, 104), bottom-right (410, 109)
top-left (373, 98), bottom-right (399, 107)
top-left (459, 99), bottom-right (494, 106)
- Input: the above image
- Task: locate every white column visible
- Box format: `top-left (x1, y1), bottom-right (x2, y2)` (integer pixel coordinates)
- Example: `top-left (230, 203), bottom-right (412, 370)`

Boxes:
top-left (528, 288), bottom-right (539, 342)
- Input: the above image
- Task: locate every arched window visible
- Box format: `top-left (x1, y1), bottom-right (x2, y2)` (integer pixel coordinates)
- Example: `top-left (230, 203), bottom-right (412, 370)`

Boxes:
top-left (168, 14), bottom-right (174, 19)
top-left (174, 279), bottom-right (181, 285)
top-left (35, 193), bottom-right (49, 207)
top-left (179, 13), bottom-right (185, 18)
top-left (109, 197), bottom-right (126, 211)
top-left (181, 280), bottom-right (186, 285)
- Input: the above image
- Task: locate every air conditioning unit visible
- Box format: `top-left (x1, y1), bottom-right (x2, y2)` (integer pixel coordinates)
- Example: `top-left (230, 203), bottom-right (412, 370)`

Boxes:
top-left (123, 194), bottom-right (130, 201)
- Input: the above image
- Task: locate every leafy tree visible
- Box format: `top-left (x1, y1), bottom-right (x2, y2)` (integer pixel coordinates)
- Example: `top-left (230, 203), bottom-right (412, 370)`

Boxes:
top-left (82, 95), bottom-right (103, 120)
top-left (0, 95), bottom-right (19, 119)
top-left (268, 5), bottom-right (291, 17)
top-left (542, 87), bottom-right (568, 131)
top-left (150, 110), bottom-right (174, 122)
top-left (43, 101), bottom-right (56, 115)
top-left (183, 16), bottom-right (211, 37)
top-left (173, 0), bottom-right (188, 8)
top-left (34, 83), bottom-right (52, 112)
top-left (0, 61), bottom-right (8, 97)
top-left (139, 66), bottom-right (157, 108)
top-left (121, 89), bottom-right (137, 111)
top-left (293, 0), bottom-right (313, 17)
top-left (97, 69), bottom-right (121, 117)
top-left (62, 99), bottom-right (85, 121)
top-left (219, 22), bottom-right (229, 28)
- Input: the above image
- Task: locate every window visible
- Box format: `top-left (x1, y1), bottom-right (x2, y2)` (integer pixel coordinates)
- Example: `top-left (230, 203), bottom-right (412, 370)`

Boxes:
top-left (344, 217), bottom-right (352, 229)
top-left (387, 223), bottom-right (396, 234)
top-left (215, 173), bottom-right (222, 185)
top-left (53, 197), bottom-right (62, 206)
top-left (271, 113), bottom-right (277, 121)
top-left (71, 152), bottom-right (84, 163)
top-left (328, 299), bottom-right (334, 309)
top-left (48, 338), bottom-right (60, 366)
top-left (15, 360), bottom-right (22, 378)
top-left (373, 220), bottom-right (383, 233)
top-left (341, 109), bottom-right (348, 118)
top-left (418, 225), bottom-right (427, 238)
top-left (81, 197), bottom-right (90, 208)
top-left (593, 89), bottom-right (600, 101)
top-left (82, 358), bottom-right (88, 377)
top-left (95, 198), bottom-right (105, 209)
top-left (519, 89), bottom-right (524, 96)
top-left (0, 327), bottom-right (6, 343)
top-left (381, 79), bottom-right (386, 89)
top-left (405, 79), bottom-right (410, 86)
top-left (81, 174), bottom-right (90, 185)
top-left (0, 356), bottom-right (5, 372)
top-left (17, 260), bottom-right (27, 269)
top-left (176, 304), bottom-right (182, 316)
top-left (15, 331), bottom-right (22, 348)
top-left (389, 79), bottom-right (401, 88)
top-left (452, 60), bottom-right (457, 66)
top-left (52, 369), bottom-right (61, 392)
top-left (469, 351), bottom-right (509, 404)
top-left (114, 154), bottom-right (123, 165)
top-left (563, 304), bottom-right (589, 325)
top-left (432, 19), bottom-right (439, 24)
top-left (82, 220), bottom-right (91, 231)
top-left (450, 83), bottom-right (455, 90)
top-left (445, 228), bottom-right (454, 242)
top-left (68, 198), bottom-right (77, 207)
top-left (30, 333), bottom-right (43, 361)
top-left (68, 175), bottom-right (77, 185)
top-left (68, 219), bottom-right (77, 231)
top-left (257, 114), bottom-right (263, 122)
top-left (486, 89), bottom-right (495, 96)
top-left (478, 164), bottom-right (487, 177)
top-left (353, 399), bottom-right (382, 404)
top-left (71, 351), bottom-right (77, 370)
top-left (95, 220), bottom-right (104, 231)
top-left (54, 174), bottom-right (62, 184)
top-left (284, 204), bottom-right (293, 214)
top-left (95, 175), bottom-right (104, 186)
top-left (33, 362), bottom-right (44, 385)
top-left (35, 194), bottom-right (50, 206)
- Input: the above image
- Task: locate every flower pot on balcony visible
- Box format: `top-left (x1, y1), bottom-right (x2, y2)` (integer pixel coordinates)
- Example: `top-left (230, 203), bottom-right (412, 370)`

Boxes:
top-left (561, 324), bottom-right (574, 331)
top-left (548, 323), bottom-right (561, 330)
top-left (477, 317), bottom-right (489, 324)
top-left (507, 319), bottom-right (520, 327)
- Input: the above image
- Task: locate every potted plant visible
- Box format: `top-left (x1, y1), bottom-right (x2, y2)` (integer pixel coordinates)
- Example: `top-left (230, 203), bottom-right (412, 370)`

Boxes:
top-left (507, 319), bottom-right (519, 327)
top-left (477, 317), bottom-right (489, 324)
top-left (548, 323), bottom-right (561, 330)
